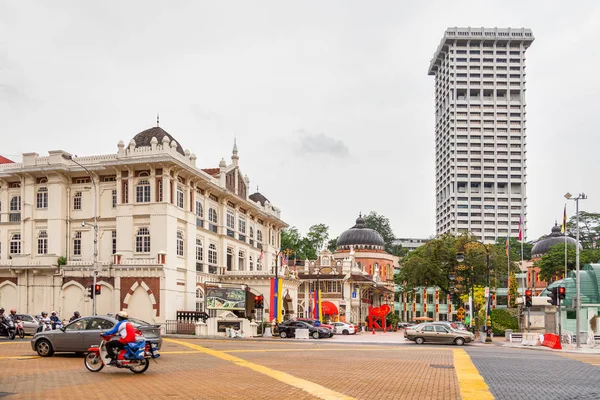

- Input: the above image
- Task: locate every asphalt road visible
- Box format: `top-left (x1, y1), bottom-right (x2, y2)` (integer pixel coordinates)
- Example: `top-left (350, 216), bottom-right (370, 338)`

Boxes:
top-left (0, 336), bottom-right (599, 399)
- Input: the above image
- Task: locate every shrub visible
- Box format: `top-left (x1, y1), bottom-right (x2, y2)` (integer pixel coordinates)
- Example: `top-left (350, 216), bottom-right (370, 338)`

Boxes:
top-left (490, 308), bottom-right (519, 335)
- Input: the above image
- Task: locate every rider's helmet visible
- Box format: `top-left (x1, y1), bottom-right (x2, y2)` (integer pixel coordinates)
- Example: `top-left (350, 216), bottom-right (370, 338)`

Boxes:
top-left (10, 308), bottom-right (16, 315)
top-left (41, 311), bottom-right (48, 317)
top-left (74, 311), bottom-right (80, 317)
top-left (51, 311), bottom-right (57, 316)
top-left (116, 311), bottom-right (128, 321)
top-left (0, 308), bottom-right (4, 314)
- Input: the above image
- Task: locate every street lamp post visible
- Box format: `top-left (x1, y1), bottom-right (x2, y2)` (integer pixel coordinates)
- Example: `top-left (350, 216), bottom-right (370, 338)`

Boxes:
top-left (63, 154), bottom-right (99, 316)
top-left (456, 240), bottom-right (492, 343)
top-left (565, 192), bottom-right (587, 349)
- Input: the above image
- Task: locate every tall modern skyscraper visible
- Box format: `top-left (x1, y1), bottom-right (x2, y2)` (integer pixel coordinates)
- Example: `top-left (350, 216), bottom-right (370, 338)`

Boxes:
top-left (428, 27), bottom-right (534, 243)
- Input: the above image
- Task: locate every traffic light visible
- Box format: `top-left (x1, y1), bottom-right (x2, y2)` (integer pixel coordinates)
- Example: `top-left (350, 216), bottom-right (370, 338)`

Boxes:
top-left (254, 296), bottom-right (259, 309)
top-left (547, 287), bottom-right (558, 306)
top-left (94, 284), bottom-right (101, 296)
top-left (87, 285), bottom-right (93, 299)
top-left (255, 296), bottom-right (265, 309)
top-left (558, 286), bottom-right (566, 301)
top-left (525, 289), bottom-right (532, 308)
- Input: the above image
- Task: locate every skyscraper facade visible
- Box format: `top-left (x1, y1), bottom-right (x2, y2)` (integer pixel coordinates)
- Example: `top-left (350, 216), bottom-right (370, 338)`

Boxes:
top-left (428, 27), bottom-right (534, 243)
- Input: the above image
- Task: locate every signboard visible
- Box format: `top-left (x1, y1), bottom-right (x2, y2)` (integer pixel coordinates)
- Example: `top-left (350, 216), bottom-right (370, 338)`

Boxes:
top-left (484, 287), bottom-right (490, 298)
top-left (206, 287), bottom-right (246, 310)
top-left (217, 321), bottom-right (241, 332)
top-left (352, 291), bottom-right (357, 299)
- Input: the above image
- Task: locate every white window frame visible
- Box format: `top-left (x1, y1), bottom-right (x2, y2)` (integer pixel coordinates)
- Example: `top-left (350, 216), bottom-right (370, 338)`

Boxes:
top-left (177, 186), bottom-right (184, 209)
top-left (73, 192), bottom-right (82, 210)
top-left (238, 217), bottom-right (246, 234)
top-left (196, 238), bottom-right (203, 262)
top-left (208, 208), bottom-right (218, 224)
top-left (73, 232), bottom-right (82, 256)
top-left (112, 189), bottom-right (117, 208)
top-left (226, 210), bottom-right (235, 230)
top-left (176, 230), bottom-right (184, 256)
top-left (37, 231), bottom-right (48, 255)
top-left (208, 243), bottom-right (217, 265)
top-left (36, 187), bottom-right (48, 209)
top-left (10, 233), bottom-right (21, 254)
top-left (136, 179), bottom-right (151, 203)
top-left (195, 201), bottom-right (203, 218)
top-left (135, 227), bottom-right (151, 253)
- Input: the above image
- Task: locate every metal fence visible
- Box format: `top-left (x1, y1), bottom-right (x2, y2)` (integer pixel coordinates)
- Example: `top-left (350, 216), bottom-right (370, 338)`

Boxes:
top-left (165, 320), bottom-right (196, 335)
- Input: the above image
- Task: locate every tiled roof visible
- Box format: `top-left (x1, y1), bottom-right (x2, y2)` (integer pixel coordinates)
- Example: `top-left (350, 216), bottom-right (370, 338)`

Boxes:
top-left (202, 168), bottom-right (220, 176)
top-left (0, 155), bottom-right (14, 164)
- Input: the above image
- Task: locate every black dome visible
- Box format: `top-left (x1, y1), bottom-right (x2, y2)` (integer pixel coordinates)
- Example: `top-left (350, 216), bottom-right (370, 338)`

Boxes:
top-left (336, 215), bottom-right (385, 250)
top-left (132, 127), bottom-right (185, 156)
top-left (531, 223), bottom-right (581, 258)
top-left (249, 192), bottom-right (269, 206)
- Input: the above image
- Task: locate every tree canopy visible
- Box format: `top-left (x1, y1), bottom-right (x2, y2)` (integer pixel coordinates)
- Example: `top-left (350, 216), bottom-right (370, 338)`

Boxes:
top-left (280, 224), bottom-right (330, 260)
top-left (397, 233), bottom-right (520, 301)
top-left (534, 243), bottom-right (600, 283)
top-left (363, 211), bottom-right (404, 256)
top-left (566, 211), bottom-right (600, 249)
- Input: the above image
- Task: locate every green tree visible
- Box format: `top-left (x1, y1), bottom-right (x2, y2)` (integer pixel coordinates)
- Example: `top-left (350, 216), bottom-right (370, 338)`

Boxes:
top-left (327, 237), bottom-right (338, 253)
top-left (536, 243), bottom-right (600, 282)
top-left (281, 227), bottom-right (303, 256)
top-left (459, 286), bottom-right (486, 313)
top-left (508, 272), bottom-right (518, 308)
top-left (300, 224), bottom-right (330, 260)
top-left (399, 233), bottom-right (520, 301)
top-left (566, 211), bottom-right (600, 249)
top-left (363, 211), bottom-right (403, 256)
top-left (494, 237), bottom-right (533, 260)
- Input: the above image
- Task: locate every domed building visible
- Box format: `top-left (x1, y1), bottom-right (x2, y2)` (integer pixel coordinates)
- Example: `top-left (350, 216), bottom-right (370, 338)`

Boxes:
top-left (527, 223), bottom-right (582, 295)
top-left (295, 214), bottom-right (399, 327)
top-left (531, 223), bottom-right (581, 259)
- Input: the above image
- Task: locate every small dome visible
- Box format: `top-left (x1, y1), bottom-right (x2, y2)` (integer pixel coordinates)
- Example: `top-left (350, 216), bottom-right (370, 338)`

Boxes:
top-left (131, 127), bottom-right (185, 156)
top-left (336, 214), bottom-right (385, 250)
top-left (531, 222), bottom-right (581, 258)
top-left (250, 192), bottom-right (269, 206)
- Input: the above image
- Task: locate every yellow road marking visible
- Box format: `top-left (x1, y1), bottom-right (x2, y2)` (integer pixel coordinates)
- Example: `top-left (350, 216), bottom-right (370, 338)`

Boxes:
top-left (165, 338), bottom-right (355, 400)
top-left (0, 355), bottom-right (40, 359)
top-left (453, 349), bottom-right (494, 400)
top-left (0, 342), bottom-right (29, 345)
top-left (222, 347), bottom-right (423, 353)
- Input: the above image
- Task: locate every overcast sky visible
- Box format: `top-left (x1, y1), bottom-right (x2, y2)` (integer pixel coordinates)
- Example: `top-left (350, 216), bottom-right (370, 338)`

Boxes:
top-left (1, 1), bottom-right (599, 242)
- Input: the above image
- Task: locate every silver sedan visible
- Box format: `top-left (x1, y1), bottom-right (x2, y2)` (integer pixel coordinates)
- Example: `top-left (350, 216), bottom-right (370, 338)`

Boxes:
top-left (31, 315), bottom-right (162, 357)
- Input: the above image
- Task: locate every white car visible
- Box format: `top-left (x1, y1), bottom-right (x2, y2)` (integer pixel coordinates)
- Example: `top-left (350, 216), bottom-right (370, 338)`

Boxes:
top-left (332, 322), bottom-right (358, 335)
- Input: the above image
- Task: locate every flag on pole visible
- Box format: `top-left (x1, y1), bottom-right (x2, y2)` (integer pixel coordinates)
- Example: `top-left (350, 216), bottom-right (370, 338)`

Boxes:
top-left (259, 250), bottom-right (264, 261)
top-left (505, 235), bottom-right (510, 256)
top-left (561, 204), bottom-right (567, 233)
top-left (518, 215), bottom-right (523, 241)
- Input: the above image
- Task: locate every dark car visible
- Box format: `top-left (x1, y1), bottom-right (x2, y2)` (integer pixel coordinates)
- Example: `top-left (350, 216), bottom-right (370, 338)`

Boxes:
top-left (276, 320), bottom-right (332, 339)
top-left (31, 315), bottom-right (162, 357)
top-left (297, 318), bottom-right (335, 334)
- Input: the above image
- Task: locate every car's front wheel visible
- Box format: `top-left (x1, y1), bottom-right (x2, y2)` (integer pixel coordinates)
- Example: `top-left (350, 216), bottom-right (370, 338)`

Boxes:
top-left (342, 329), bottom-right (349, 335)
top-left (280, 331), bottom-right (288, 339)
top-left (312, 331), bottom-right (320, 339)
top-left (454, 337), bottom-right (465, 346)
top-left (36, 339), bottom-right (54, 357)
top-left (414, 337), bottom-right (425, 345)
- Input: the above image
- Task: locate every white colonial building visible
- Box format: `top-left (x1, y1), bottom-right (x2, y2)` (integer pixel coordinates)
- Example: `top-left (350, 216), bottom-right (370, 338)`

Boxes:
top-left (0, 125), bottom-right (295, 325)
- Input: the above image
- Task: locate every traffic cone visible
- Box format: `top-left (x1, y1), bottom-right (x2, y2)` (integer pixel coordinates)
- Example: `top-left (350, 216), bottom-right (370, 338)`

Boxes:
top-left (372, 328), bottom-right (375, 335)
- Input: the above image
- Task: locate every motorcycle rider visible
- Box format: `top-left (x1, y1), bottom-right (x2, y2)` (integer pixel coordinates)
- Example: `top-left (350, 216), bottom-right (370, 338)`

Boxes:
top-left (69, 311), bottom-right (81, 323)
top-left (0, 308), bottom-right (7, 329)
top-left (103, 311), bottom-right (136, 364)
top-left (37, 312), bottom-right (52, 333)
top-left (50, 311), bottom-right (61, 329)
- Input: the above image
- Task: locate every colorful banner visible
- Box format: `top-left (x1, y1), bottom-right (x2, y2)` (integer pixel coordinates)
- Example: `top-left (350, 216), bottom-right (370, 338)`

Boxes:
top-left (270, 278), bottom-right (283, 322)
top-left (313, 289), bottom-right (323, 320)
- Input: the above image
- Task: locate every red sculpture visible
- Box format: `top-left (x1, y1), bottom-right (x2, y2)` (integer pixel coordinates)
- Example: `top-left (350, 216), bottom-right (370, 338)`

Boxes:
top-left (368, 304), bottom-right (392, 331)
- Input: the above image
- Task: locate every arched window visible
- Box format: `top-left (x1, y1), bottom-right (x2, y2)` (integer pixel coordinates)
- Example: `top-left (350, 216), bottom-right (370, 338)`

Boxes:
top-left (10, 233), bottom-right (21, 254)
top-left (136, 179), bottom-right (150, 203)
top-left (208, 243), bottom-right (217, 265)
top-left (195, 288), bottom-right (204, 312)
top-left (73, 232), bottom-right (82, 256)
top-left (10, 196), bottom-right (21, 211)
top-left (135, 227), bottom-right (151, 253)
top-left (196, 238), bottom-right (203, 262)
top-left (195, 201), bottom-right (203, 218)
top-left (37, 231), bottom-right (48, 254)
top-left (176, 185), bottom-right (184, 208)
top-left (37, 187), bottom-right (48, 209)
top-left (208, 208), bottom-right (217, 223)
top-left (238, 250), bottom-right (245, 271)
top-left (176, 230), bottom-right (184, 256)
top-left (73, 192), bottom-right (82, 210)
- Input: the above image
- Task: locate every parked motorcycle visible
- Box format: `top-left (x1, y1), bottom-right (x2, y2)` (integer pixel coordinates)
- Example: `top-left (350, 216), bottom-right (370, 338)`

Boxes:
top-left (84, 334), bottom-right (159, 374)
top-left (0, 319), bottom-right (17, 340)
